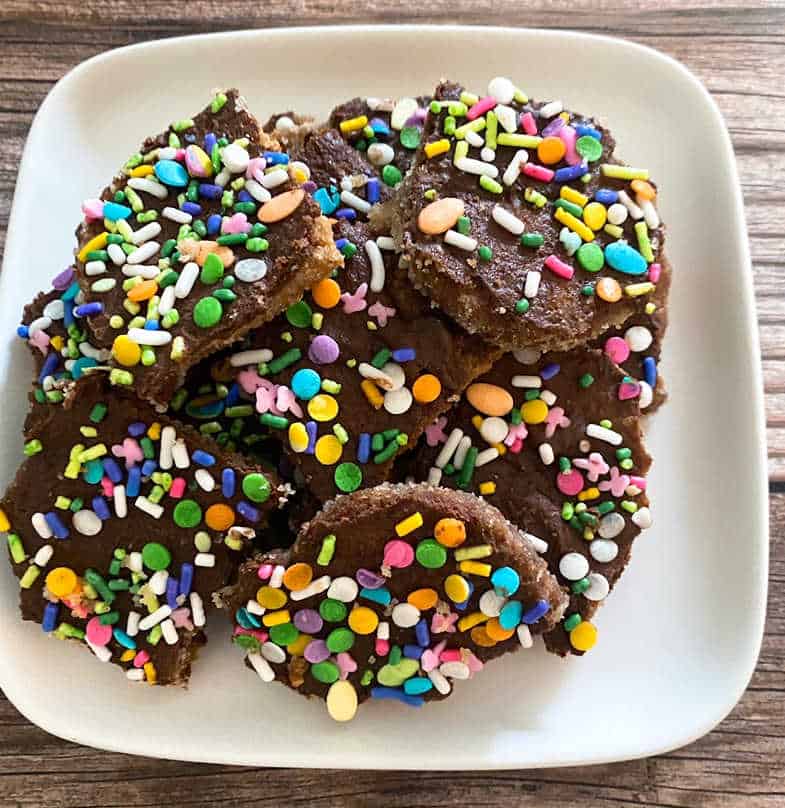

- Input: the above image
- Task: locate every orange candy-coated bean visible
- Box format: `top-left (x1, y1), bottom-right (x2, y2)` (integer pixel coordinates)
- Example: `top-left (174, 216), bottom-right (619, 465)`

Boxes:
top-left (630, 179), bottom-right (656, 201)
top-left (596, 277), bottom-right (622, 302)
top-left (311, 278), bottom-right (341, 309)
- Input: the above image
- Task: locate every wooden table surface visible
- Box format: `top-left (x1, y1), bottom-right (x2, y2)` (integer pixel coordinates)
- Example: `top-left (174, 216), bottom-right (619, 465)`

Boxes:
top-left (0, 2), bottom-right (782, 805)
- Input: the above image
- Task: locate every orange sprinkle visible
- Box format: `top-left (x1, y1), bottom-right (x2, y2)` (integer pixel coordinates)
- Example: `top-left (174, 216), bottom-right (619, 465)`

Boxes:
top-left (434, 518), bottom-right (466, 548)
top-left (311, 278), bottom-right (341, 309)
top-left (485, 618), bottom-right (515, 642)
top-left (412, 374), bottom-right (442, 404)
top-left (596, 277), bottom-right (622, 303)
top-left (537, 136), bottom-right (566, 165)
top-left (407, 588), bottom-right (438, 610)
top-left (127, 279), bottom-right (158, 302)
top-left (631, 179), bottom-right (656, 201)
top-left (282, 562), bottom-right (313, 592)
top-left (471, 625), bottom-right (497, 647)
top-left (204, 503), bottom-right (235, 531)
top-left (361, 379), bottom-right (384, 409)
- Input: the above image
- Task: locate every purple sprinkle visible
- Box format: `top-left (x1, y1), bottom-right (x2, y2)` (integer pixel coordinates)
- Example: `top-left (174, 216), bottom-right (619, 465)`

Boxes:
top-left (293, 609), bottom-right (323, 634)
top-left (308, 335), bottom-right (340, 365)
top-left (521, 599), bottom-right (550, 625)
top-left (92, 496), bottom-right (110, 520)
top-left (51, 267), bottom-right (75, 291)
top-left (302, 180), bottom-right (317, 193)
top-left (392, 348), bottom-right (416, 363)
top-left (356, 568), bottom-right (385, 590)
top-left (101, 458), bottom-right (123, 483)
top-left (236, 501), bottom-right (260, 523)
top-left (74, 302), bottom-right (103, 317)
top-left (198, 183), bottom-right (223, 199)
top-left (222, 468), bottom-right (235, 498)
top-left (335, 208), bottom-right (356, 221)
top-left (542, 117), bottom-right (565, 137)
top-left (128, 422), bottom-right (146, 437)
top-left (415, 618), bottom-right (430, 648)
top-left (203, 133), bottom-right (217, 154)
top-left (181, 201), bottom-right (202, 216)
top-left (305, 421), bottom-right (317, 454)
top-left (540, 363), bottom-right (561, 380)
top-left (304, 639), bottom-right (330, 664)
top-left (166, 577), bottom-right (179, 610)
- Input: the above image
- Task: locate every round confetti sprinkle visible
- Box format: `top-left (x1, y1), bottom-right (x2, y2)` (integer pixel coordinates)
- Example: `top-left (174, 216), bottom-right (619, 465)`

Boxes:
top-left (291, 368), bottom-right (322, 400)
top-left (200, 253), bottom-right (224, 284)
top-left (311, 278), bottom-right (341, 309)
top-left (205, 503), bottom-right (235, 531)
top-left (112, 335), bottom-right (141, 367)
top-left (45, 567), bottom-right (77, 598)
top-left (270, 622), bottom-right (299, 646)
top-left (596, 277), bottom-right (622, 303)
top-left (434, 518), bottom-right (466, 548)
top-left (576, 242), bottom-right (604, 272)
top-left (576, 135), bottom-right (603, 162)
top-left (319, 598), bottom-right (348, 623)
top-left (234, 258), bottom-right (267, 283)
top-left (283, 562), bottom-right (313, 592)
top-left (400, 126), bottom-right (422, 149)
top-left (383, 387), bottom-right (413, 415)
top-left (412, 374), bottom-right (442, 404)
top-left (334, 462), bottom-right (362, 492)
top-left (444, 574), bottom-right (470, 603)
top-left (537, 136), bottom-right (566, 165)
top-left (521, 398), bottom-right (548, 424)
top-left (570, 620), bottom-right (598, 651)
top-left (86, 616), bottom-right (113, 646)
top-left (326, 680), bottom-right (358, 722)
top-left (193, 296), bottom-right (222, 328)
top-left (173, 499), bottom-right (202, 528)
top-left (308, 394), bottom-right (339, 422)
top-left (407, 588), bottom-right (438, 610)
top-left (348, 606), bottom-right (379, 635)
top-left (142, 542), bottom-right (172, 571)
top-left (311, 660), bottom-right (340, 684)
top-left (286, 300), bottom-right (312, 328)
top-left (242, 473), bottom-right (271, 503)
top-left (415, 538), bottom-right (447, 569)
top-left (326, 627), bottom-right (355, 653)
top-left (257, 586), bottom-right (287, 609)
top-left (315, 435), bottom-right (342, 465)
top-left (293, 608), bottom-right (323, 634)
top-left (308, 334), bottom-right (340, 364)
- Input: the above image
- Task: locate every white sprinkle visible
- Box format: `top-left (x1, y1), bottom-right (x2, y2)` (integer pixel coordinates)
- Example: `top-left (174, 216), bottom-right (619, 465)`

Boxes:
top-left (90, 278), bottom-right (116, 294)
top-left (481, 147), bottom-right (496, 162)
top-left (492, 204), bottom-right (525, 235)
top-left (149, 570), bottom-right (168, 595)
top-left (214, 168), bottom-right (231, 187)
top-left (261, 641), bottom-right (286, 664)
top-left (127, 327), bottom-right (172, 346)
top-left (367, 142), bottom-right (395, 167)
top-left (455, 157), bottom-right (499, 178)
top-left (517, 624), bottom-right (533, 648)
top-left (607, 203), bottom-right (628, 225)
top-left (365, 239), bottom-right (386, 292)
top-left (376, 236), bottom-right (396, 251)
top-left (579, 439), bottom-right (591, 453)
top-left (138, 604), bottom-right (172, 631)
top-left (221, 143), bottom-right (250, 173)
top-left (436, 428), bottom-right (463, 469)
top-left (85, 260), bottom-right (106, 276)
top-left (194, 468), bottom-right (215, 492)
top-left (427, 466), bottom-right (442, 486)
top-left (42, 300), bottom-right (64, 320)
top-left (377, 621), bottom-right (390, 641)
top-left (453, 435), bottom-right (472, 470)
top-left (159, 425), bottom-right (176, 469)
top-left (617, 190), bottom-right (643, 220)
top-left (444, 230), bottom-right (478, 251)
top-left (134, 496), bottom-right (163, 519)
top-left (464, 129), bottom-right (484, 148)
top-left (488, 76), bottom-right (515, 104)
top-left (503, 149), bottom-right (528, 186)
top-left (475, 447), bottom-right (499, 467)
top-left (586, 423), bottom-right (623, 445)
top-left (28, 316), bottom-right (52, 336)
top-left (598, 512), bottom-right (625, 538)
top-left (113, 485), bottom-right (127, 518)
top-left (248, 652), bottom-right (275, 682)
top-left (73, 509), bottom-right (102, 536)
top-left (559, 552), bottom-right (590, 581)
top-left (126, 669), bottom-right (145, 681)
top-left (229, 349), bottom-right (274, 370)
top-left (539, 443), bottom-right (555, 465)
top-left (162, 206), bottom-right (192, 224)
top-left (341, 190), bottom-right (372, 213)
top-left (590, 539), bottom-right (619, 563)
top-left (540, 389), bottom-right (557, 406)
top-left (126, 611), bottom-right (140, 636)
top-left (275, 115), bottom-right (295, 133)
top-left (158, 147), bottom-right (177, 160)
top-left (358, 362), bottom-right (396, 390)
top-left (495, 104), bottom-right (518, 133)
top-left (130, 222), bottom-right (162, 245)
top-left (392, 603), bottom-right (420, 628)
top-left (244, 179), bottom-right (272, 203)
top-left (539, 100), bottom-right (563, 118)
top-left (479, 590), bottom-right (506, 617)
top-left (640, 199), bottom-right (660, 229)
top-left (632, 506), bottom-right (653, 529)
top-left (584, 573), bottom-right (610, 602)
top-left (326, 576), bottom-right (359, 603)
top-left (158, 285), bottom-right (176, 317)
top-left (122, 264), bottom-right (159, 279)
top-left (33, 544), bottom-right (53, 567)
top-left (440, 661), bottom-right (470, 680)
top-left (247, 599), bottom-right (264, 616)
top-left (195, 553), bottom-right (215, 567)
top-left (87, 639), bottom-right (112, 662)
top-left (383, 387), bottom-right (413, 415)
top-left (260, 168), bottom-right (289, 189)
top-left (127, 177), bottom-right (168, 199)
top-left (522, 531), bottom-right (549, 554)
top-left (380, 362), bottom-right (406, 391)
top-left (638, 381), bottom-right (654, 410)
top-left (106, 243), bottom-right (127, 266)
top-left (289, 161), bottom-right (310, 182)
top-left (428, 669), bottom-right (451, 695)
top-left (511, 374), bottom-right (541, 388)
top-left (160, 618), bottom-right (178, 645)
top-left (479, 416), bottom-right (508, 445)
top-left (269, 565), bottom-right (285, 588)
top-left (290, 575), bottom-right (331, 601)
top-left (127, 552), bottom-right (143, 573)
top-left (390, 97), bottom-right (418, 130)
top-left (172, 438), bottom-right (189, 469)
top-left (524, 270), bottom-right (541, 298)
top-left (126, 241), bottom-right (160, 265)
top-left (190, 592), bottom-right (205, 627)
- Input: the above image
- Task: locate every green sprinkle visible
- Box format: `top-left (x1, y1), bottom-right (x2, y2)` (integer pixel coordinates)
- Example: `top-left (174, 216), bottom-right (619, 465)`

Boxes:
top-left (216, 233), bottom-right (248, 246)
top-left (521, 233), bottom-right (544, 248)
top-left (576, 242), bottom-right (604, 272)
top-left (581, 284), bottom-right (595, 296)
top-left (286, 300), bottom-right (312, 328)
top-left (443, 116), bottom-right (456, 136)
top-left (571, 578), bottom-right (590, 595)
top-left (479, 175), bottom-right (503, 194)
top-left (200, 253), bottom-right (224, 285)
top-left (172, 118), bottom-right (194, 133)
top-left (371, 348), bottom-right (392, 369)
top-left (554, 199), bottom-right (583, 218)
top-left (212, 288), bottom-right (236, 303)
top-left (382, 165), bottom-right (403, 187)
top-left (562, 502), bottom-right (575, 521)
top-left (89, 403), bottom-right (108, 423)
top-left (242, 472), bottom-right (271, 503)
top-left (19, 565), bottom-right (40, 589)
top-left (211, 92), bottom-right (227, 113)
top-left (317, 534), bottom-right (337, 566)
top-left (373, 440), bottom-right (400, 464)
top-left (224, 405), bottom-right (253, 418)
top-left (319, 598), bottom-right (347, 623)
top-left (456, 216), bottom-right (471, 235)
top-left (416, 539), bottom-right (447, 569)
top-left (84, 569), bottom-right (114, 603)
top-left (332, 424), bottom-right (349, 444)
top-left (7, 534), bottom-right (26, 564)
top-left (478, 245), bottom-right (492, 261)
top-left (515, 298), bottom-right (529, 314)
top-left (579, 373), bottom-right (595, 388)
top-left (360, 669), bottom-right (374, 686)
top-left (576, 135), bottom-right (603, 162)
top-left (563, 613), bottom-right (582, 632)
top-left (334, 462), bottom-right (362, 493)
top-left (267, 348), bottom-right (302, 375)
top-left (389, 645), bottom-right (402, 666)
top-left (400, 126), bottom-right (421, 149)
top-left (193, 297), bottom-right (223, 328)
top-left (23, 439), bottom-right (42, 456)
top-left (457, 446), bottom-right (478, 489)
top-left (246, 237), bottom-right (268, 252)
top-left (260, 413), bottom-right (288, 429)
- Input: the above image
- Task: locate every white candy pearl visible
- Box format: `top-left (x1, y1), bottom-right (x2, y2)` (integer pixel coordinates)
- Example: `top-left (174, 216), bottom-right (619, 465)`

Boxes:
top-left (559, 552), bottom-right (590, 581)
top-left (625, 325), bottom-right (653, 352)
top-left (488, 76), bottom-right (515, 105)
top-left (590, 539), bottom-right (619, 563)
top-left (392, 603), bottom-right (420, 628)
top-left (221, 143), bottom-right (250, 173)
top-left (598, 512), bottom-right (625, 539)
top-left (480, 416), bottom-right (508, 445)
top-left (327, 576), bottom-right (358, 603)
top-left (584, 573), bottom-right (610, 601)
top-left (383, 387), bottom-right (413, 415)
top-left (607, 203), bottom-right (628, 225)
top-left (73, 509), bottom-right (102, 536)
top-left (367, 142), bottom-right (395, 167)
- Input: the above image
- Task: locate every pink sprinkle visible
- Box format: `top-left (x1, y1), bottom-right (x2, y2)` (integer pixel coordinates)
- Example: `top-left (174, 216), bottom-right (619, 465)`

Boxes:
top-left (233, 626), bottom-right (268, 643)
top-left (257, 564), bottom-right (274, 580)
top-left (383, 539), bottom-right (414, 569)
top-left (81, 199), bottom-right (105, 221)
top-left (375, 639), bottom-right (389, 657)
top-left (169, 477), bottom-right (186, 499)
top-left (422, 641), bottom-right (446, 671)
top-left (630, 475), bottom-right (647, 491)
top-left (133, 650), bottom-right (151, 668)
top-left (440, 649), bottom-right (462, 663)
top-left (523, 163), bottom-right (555, 182)
top-left (464, 650), bottom-right (484, 674)
top-left (171, 607), bottom-right (193, 630)
top-left (520, 111), bottom-right (538, 135)
top-left (246, 157), bottom-right (267, 183)
top-left (175, 148), bottom-right (186, 162)
top-left (340, 283), bottom-right (368, 314)
top-left (618, 381), bottom-right (641, 401)
top-left (29, 330), bottom-right (50, 356)
top-left (221, 212), bottom-right (251, 235)
top-left (648, 263), bottom-right (662, 283)
top-left (544, 254), bottom-right (575, 280)
top-left (100, 477), bottom-right (114, 497)
top-left (559, 125), bottom-right (580, 165)
top-left (557, 468), bottom-right (585, 496)
top-left (85, 616), bottom-right (112, 647)
top-left (467, 96), bottom-right (497, 121)
top-left (336, 652), bottom-right (358, 680)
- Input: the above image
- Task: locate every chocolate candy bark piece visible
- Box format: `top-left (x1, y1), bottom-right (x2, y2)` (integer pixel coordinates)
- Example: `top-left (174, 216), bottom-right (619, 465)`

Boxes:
top-left (218, 482), bottom-right (567, 721)
top-left (0, 374), bottom-right (288, 685)
top-left (74, 89), bottom-right (342, 409)
top-left (409, 348), bottom-right (652, 655)
top-left (392, 78), bottom-right (670, 357)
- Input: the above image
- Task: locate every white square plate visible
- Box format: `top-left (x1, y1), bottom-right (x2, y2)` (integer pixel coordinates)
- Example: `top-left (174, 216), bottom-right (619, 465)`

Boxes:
top-left (0, 26), bottom-right (768, 769)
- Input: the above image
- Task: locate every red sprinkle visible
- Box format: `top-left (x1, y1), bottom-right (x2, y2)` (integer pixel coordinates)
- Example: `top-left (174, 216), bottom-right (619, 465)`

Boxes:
top-left (520, 111), bottom-right (538, 135)
top-left (544, 254), bottom-right (575, 280)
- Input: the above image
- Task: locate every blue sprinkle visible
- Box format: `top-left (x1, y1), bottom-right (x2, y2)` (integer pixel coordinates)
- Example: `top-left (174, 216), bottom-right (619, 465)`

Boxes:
top-left (605, 241), bottom-right (648, 276)
top-left (17, 325), bottom-right (29, 339)
top-left (102, 201), bottom-right (132, 221)
top-left (357, 433), bottom-right (371, 464)
top-left (541, 362), bottom-right (561, 380)
top-left (141, 459), bottom-right (158, 477)
top-left (143, 320), bottom-right (160, 330)
top-left (181, 201), bottom-right (202, 216)
top-left (291, 368), bottom-right (321, 401)
top-left (154, 159), bottom-right (189, 187)
top-left (369, 118), bottom-right (390, 136)
top-left (38, 352), bottom-right (60, 384)
top-left (335, 208), bottom-right (357, 221)
top-left (203, 133), bottom-right (217, 154)
top-left (360, 586), bottom-right (391, 606)
top-left (392, 348), bottom-right (416, 363)
top-left (42, 602), bottom-right (59, 632)
top-left (44, 512), bottom-right (69, 540)
top-left (74, 302), bottom-right (103, 317)
top-left (179, 562), bottom-right (194, 598)
top-left (491, 566), bottom-right (520, 598)
top-left (403, 677), bottom-right (433, 696)
top-left (370, 686), bottom-right (424, 708)
top-left (366, 178), bottom-right (381, 204)
top-left (199, 183), bottom-right (223, 200)
top-left (166, 577), bottom-right (179, 610)
top-left (595, 188), bottom-right (618, 205)
top-left (237, 501), bottom-right (260, 523)
top-left (554, 161), bottom-right (588, 183)
top-left (127, 467), bottom-right (141, 497)
top-left (71, 357), bottom-right (97, 380)
top-left (192, 449), bottom-right (216, 467)
top-left (63, 300), bottom-right (74, 328)
top-left (92, 496), bottom-right (110, 520)
top-left (305, 421), bottom-right (317, 454)
top-left (207, 213), bottom-right (222, 235)
top-left (264, 151), bottom-right (289, 165)
top-left (499, 600), bottom-right (523, 630)
top-left (521, 599), bottom-right (550, 625)
top-left (642, 356), bottom-right (657, 388)
top-left (415, 618), bottom-right (430, 647)
top-left (62, 282), bottom-right (80, 302)
top-left (334, 238), bottom-right (349, 250)
top-left (128, 422), bottom-right (146, 437)
top-left (403, 644), bottom-right (424, 659)
top-left (222, 468), bottom-right (236, 498)
top-left (237, 190), bottom-right (253, 203)
top-left (235, 607), bottom-right (261, 629)
top-left (314, 187), bottom-right (340, 215)
top-left (226, 383), bottom-right (241, 407)
top-left (102, 458), bottom-right (123, 483)
top-left (113, 628), bottom-right (136, 650)
top-left (575, 124), bottom-right (602, 140)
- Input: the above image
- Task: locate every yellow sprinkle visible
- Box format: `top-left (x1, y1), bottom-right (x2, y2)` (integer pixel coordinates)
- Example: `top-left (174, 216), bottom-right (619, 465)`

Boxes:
top-left (77, 232), bottom-right (108, 263)
top-left (600, 164), bottom-right (649, 181)
top-left (496, 133), bottom-right (542, 148)
top-left (625, 282), bottom-right (656, 298)
top-left (493, 443), bottom-right (507, 456)
top-left (262, 609), bottom-right (291, 627)
top-left (339, 115), bottom-right (368, 134)
top-left (64, 461), bottom-right (81, 480)
top-left (77, 444), bottom-right (107, 463)
top-left (560, 186), bottom-right (588, 207)
top-left (554, 207), bottom-right (594, 242)
top-left (130, 165), bottom-right (155, 177)
top-left (603, 223), bottom-right (624, 239)
top-left (583, 528), bottom-right (595, 541)
top-left (147, 422), bottom-right (161, 440)
top-left (287, 633), bottom-right (311, 656)
top-left (458, 611), bottom-right (488, 632)
top-left (366, 321), bottom-right (378, 331)
top-left (425, 139), bottom-right (450, 159)
top-left (292, 168), bottom-right (308, 184)
top-left (479, 481), bottom-right (496, 495)
top-left (120, 650), bottom-right (135, 662)
top-left (455, 544), bottom-right (492, 561)
top-left (459, 560), bottom-right (492, 577)
top-left (79, 426), bottom-right (98, 438)
top-left (361, 379), bottom-right (384, 410)
top-left (141, 587), bottom-right (159, 613)
top-left (143, 662), bottom-right (157, 684)
top-left (453, 140), bottom-right (469, 164)
top-left (471, 415), bottom-right (483, 432)
top-left (50, 335), bottom-right (64, 351)
top-left (395, 511), bottom-right (423, 537)
top-left (578, 487), bottom-right (600, 501)
top-left (454, 119), bottom-right (486, 139)
top-left (0, 509), bottom-right (8, 532)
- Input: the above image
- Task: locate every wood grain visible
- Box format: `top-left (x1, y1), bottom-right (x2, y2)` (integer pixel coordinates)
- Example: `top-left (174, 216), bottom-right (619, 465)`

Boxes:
top-left (0, 2), bottom-right (781, 805)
